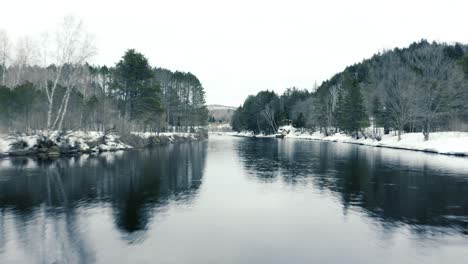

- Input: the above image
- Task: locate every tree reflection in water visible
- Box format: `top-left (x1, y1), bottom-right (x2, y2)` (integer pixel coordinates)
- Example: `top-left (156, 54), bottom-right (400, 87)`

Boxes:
top-left (0, 141), bottom-right (207, 263)
top-left (236, 138), bottom-right (468, 236)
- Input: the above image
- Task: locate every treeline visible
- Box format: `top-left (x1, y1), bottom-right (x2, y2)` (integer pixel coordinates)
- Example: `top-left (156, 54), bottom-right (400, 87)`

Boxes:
top-left (0, 16), bottom-right (208, 133)
top-left (232, 40), bottom-right (468, 140)
top-left (231, 88), bottom-right (311, 134)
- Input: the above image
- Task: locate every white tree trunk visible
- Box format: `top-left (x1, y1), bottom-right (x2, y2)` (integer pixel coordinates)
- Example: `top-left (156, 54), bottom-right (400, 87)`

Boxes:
top-left (46, 66), bottom-right (63, 130)
top-left (57, 87), bottom-right (72, 131)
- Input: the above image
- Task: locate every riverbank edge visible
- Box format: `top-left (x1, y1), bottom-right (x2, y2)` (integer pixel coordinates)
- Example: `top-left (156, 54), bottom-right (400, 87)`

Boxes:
top-left (288, 136), bottom-right (468, 157)
top-left (0, 131), bottom-right (208, 159)
top-left (224, 131), bottom-right (468, 157)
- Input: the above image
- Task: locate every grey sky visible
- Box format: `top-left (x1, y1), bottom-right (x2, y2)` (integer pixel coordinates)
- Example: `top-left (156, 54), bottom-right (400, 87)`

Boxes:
top-left (1, 0), bottom-right (467, 106)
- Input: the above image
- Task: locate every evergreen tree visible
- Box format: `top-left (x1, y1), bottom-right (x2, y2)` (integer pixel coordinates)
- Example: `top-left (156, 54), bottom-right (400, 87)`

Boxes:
top-left (336, 76), bottom-right (369, 138)
top-left (371, 95), bottom-right (387, 127)
top-left (0, 86), bottom-right (12, 129)
top-left (230, 106), bottom-right (244, 132)
top-left (334, 88), bottom-right (346, 131)
top-left (112, 49), bottom-right (155, 120)
top-left (134, 83), bottom-right (163, 129)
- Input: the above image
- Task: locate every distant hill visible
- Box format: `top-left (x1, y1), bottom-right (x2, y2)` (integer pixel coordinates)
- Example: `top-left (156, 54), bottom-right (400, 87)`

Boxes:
top-left (207, 105), bottom-right (237, 111)
top-left (207, 105), bottom-right (236, 123)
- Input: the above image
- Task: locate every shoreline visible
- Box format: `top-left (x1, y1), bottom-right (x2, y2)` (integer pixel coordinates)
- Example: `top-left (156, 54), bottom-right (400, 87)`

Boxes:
top-left (287, 136), bottom-right (468, 157)
top-left (224, 131), bottom-right (468, 157)
top-left (0, 131), bottom-right (207, 159)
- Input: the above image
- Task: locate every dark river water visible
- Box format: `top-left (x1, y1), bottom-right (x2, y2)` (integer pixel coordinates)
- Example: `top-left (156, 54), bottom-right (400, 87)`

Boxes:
top-left (1, 135), bottom-right (468, 264)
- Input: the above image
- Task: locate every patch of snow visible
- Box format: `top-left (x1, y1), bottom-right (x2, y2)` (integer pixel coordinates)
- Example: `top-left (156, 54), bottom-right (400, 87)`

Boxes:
top-left (0, 134), bottom-right (12, 153)
top-left (22, 135), bottom-right (39, 149)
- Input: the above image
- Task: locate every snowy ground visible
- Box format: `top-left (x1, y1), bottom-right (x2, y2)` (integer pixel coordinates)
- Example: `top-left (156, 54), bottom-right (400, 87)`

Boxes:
top-left (288, 130), bottom-right (468, 156)
top-left (0, 131), bottom-right (201, 156)
top-left (227, 126), bottom-right (468, 156)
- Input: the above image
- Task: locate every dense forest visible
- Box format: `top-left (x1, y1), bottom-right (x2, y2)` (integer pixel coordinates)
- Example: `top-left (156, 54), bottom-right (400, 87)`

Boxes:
top-left (0, 16), bottom-right (208, 134)
top-left (232, 40), bottom-right (468, 140)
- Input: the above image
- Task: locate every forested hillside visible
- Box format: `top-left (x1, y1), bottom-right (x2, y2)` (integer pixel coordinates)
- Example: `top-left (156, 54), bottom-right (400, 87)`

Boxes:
top-left (0, 17), bottom-right (208, 134)
top-left (232, 40), bottom-right (468, 140)
top-left (207, 105), bottom-right (236, 123)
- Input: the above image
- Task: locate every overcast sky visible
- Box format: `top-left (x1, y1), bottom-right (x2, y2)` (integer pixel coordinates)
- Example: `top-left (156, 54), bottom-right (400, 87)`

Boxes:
top-left (1, 0), bottom-right (467, 106)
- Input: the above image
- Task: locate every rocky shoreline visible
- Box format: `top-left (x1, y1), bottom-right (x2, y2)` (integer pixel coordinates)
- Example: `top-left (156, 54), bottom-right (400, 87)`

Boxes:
top-left (0, 131), bottom-right (207, 159)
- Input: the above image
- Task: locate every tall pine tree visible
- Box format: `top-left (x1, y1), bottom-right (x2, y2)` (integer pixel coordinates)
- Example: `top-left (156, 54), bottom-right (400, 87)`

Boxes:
top-left (112, 49), bottom-right (155, 121)
top-left (336, 75), bottom-right (369, 138)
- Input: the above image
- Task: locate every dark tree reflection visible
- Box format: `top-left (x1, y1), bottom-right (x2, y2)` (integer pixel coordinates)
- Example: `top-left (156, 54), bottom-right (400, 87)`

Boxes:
top-left (0, 141), bottom-right (207, 261)
top-left (236, 138), bottom-right (468, 235)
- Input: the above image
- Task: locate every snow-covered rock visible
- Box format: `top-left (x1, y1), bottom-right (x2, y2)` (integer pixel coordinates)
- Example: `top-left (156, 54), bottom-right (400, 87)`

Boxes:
top-left (0, 131), bottom-right (132, 157)
top-left (0, 130), bottom-right (206, 158)
top-left (0, 134), bottom-right (14, 154)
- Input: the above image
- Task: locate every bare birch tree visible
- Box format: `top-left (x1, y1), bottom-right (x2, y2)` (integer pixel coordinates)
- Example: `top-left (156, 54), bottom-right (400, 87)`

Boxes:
top-left (44, 15), bottom-right (96, 132)
top-left (261, 105), bottom-right (278, 133)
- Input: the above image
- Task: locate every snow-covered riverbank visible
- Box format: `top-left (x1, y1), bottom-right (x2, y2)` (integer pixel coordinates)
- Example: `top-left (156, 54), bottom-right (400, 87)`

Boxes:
top-left (132, 132), bottom-right (201, 141)
top-left (0, 131), bottom-right (205, 157)
top-left (287, 131), bottom-right (468, 156)
top-left (226, 128), bottom-right (468, 156)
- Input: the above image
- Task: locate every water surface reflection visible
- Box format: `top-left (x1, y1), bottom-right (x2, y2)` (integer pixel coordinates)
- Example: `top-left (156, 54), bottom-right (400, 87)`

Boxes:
top-left (236, 138), bottom-right (468, 235)
top-left (0, 142), bottom-right (207, 263)
top-left (2, 137), bottom-right (468, 264)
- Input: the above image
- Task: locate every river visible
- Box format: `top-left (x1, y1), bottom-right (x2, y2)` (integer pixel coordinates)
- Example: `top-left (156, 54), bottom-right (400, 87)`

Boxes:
top-left (1, 135), bottom-right (468, 263)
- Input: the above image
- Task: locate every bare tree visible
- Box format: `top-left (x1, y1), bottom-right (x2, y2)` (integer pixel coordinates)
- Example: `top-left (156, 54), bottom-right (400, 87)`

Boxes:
top-left (38, 32), bottom-right (52, 97)
top-left (13, 36), bottom-right (37, 86)
top-left (0, 29), bottom-right (10, 86)
top-left (55, 65), bottom-right (94, 131)
top-left (410, 45), bottom-right (466, 140)
top-left (326, 84), bottom-right (340, 134)
top-left (261, 104), bottom-right (278, 133)
top-left (380, 54), bottom-right (417, 140)
top-left (43, 15), bottom-right (96, 132)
